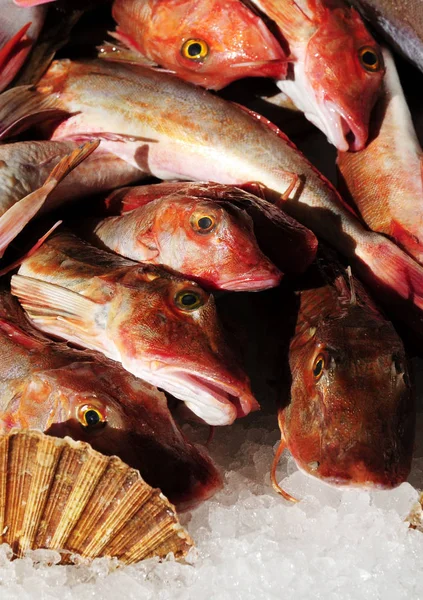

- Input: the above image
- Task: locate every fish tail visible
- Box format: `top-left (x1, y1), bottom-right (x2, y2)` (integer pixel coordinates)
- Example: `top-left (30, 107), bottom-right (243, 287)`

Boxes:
top-left (0, 141), bottom-right (99, 258)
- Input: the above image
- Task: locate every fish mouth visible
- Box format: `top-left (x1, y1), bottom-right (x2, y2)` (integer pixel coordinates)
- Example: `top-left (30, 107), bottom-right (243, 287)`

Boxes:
top-left (219, 269), bottom-right (283, 291)
top-left (150, 367), bottom-right (259, 426)
top-left (229, 59), bottom-right (287, 80)
top-left (309, 98), bottom-right (368, 152)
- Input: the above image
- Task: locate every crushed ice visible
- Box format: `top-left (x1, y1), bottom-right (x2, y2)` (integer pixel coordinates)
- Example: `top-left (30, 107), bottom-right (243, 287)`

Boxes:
top-left (1, 412), bottom-right (423, 599)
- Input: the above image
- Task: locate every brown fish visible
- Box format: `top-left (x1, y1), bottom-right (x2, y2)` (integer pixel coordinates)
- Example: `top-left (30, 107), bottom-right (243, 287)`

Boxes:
top-left (337, 48), bottom-right (423, 266)
top-left (11, 230), bottom-right (257, 426)
top-left (272, 251), bottom-right (415, 499)
top-left (0, 288), bottom-right (221, 508)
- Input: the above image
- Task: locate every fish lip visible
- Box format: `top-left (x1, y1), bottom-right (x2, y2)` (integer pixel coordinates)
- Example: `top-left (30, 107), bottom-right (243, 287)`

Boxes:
top-left (321, 99), bottom-right (368, 151)
top-left (218, 271), bottom-right (283, 291)
top-left (150, 366), bottom-right (259, 426)
top-left (228, 58), bottom-right (287, 80)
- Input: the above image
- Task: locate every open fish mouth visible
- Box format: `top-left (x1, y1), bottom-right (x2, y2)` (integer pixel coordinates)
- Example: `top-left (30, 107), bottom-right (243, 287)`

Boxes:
top-left (313, 99), bottom-right (368, 152)
top-left (149, 367), bottom-right (259, 426)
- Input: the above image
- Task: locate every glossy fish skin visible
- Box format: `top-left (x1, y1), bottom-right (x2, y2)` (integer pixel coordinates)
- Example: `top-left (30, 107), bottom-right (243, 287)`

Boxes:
top-left (280, 255), bottom-right (414, 489)
top-left (94, 187), bottom-right (282, 291)
top-left (4, 59), bottom-right (423, 336)
top-left (111, 0), bottom-right (287, 90)
top-left (11, 231), bottom-right (257, 426)
top-left (337, 48), bottom-right (423, 266)
top-left (0, 1), bottom-right (46, 92)
top-left (252, 0), bottom-right (384, 151)
top-left (0, 289), bottom-right (221, 508)
top-left (350, 0), bottom-right (423, 73)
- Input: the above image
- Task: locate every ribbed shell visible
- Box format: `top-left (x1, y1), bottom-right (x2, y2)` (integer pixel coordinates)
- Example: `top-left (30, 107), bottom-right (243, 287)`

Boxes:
top-left (0, 430), bottom-right (193, 564)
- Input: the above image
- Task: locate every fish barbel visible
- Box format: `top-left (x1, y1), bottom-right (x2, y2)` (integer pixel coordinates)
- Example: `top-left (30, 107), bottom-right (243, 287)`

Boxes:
top-left (272, 251), bottom-right (415, 498)
top-left (251, 0), bottom-right (385, 151)
top-left (0, 1), bottom-right (46, 91)
top-left (350, 0), bottom-right (423, 73)
top-left (11, 230), bottom-right (257, 426)
top-left (0, 287), bottom-right (221, 508)
top-left (337, 48), bottom-right (423, 266)
top-left (108, 0), bottom-right (287, 89)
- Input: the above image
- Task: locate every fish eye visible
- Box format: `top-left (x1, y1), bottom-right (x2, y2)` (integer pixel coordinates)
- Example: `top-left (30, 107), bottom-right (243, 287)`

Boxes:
top-left (393, 356), bottom-right (404, 374)
top-left (174, 289), bottom-right (204, 311)
top-left (313, 354), bottom-right (325, 380)
top-left (181, 39), bottom-right (209, 61)
top-left (358, 46), bottom-right (381, 72)
top-left (78, 405), bottom-right (106, 429)
top-left (190, 213), bottom-right (216, 234)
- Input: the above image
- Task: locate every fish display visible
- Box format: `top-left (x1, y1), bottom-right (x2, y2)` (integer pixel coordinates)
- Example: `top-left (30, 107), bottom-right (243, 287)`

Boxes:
top-left (0, 1), bottom-right (46, 91)
top-left (0, 287), bottom-right (222, 508)
top-left (11, 230), bottom-right (257, 426)
top-left (1, 59), bottom-right (422, 336)
top-left (109, 0), bottom-right (288, 89)
top-left (337, 48), bottom-right (423, 266)
top-left (251, 0), bottom-right (385, 151)
top-left (350, 0), bottom-right (423, 73)
top-left (272, 252), bottom-right (415, 499)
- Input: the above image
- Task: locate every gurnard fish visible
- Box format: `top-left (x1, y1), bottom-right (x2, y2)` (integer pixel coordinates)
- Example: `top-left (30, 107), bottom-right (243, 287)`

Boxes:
top-left (250, 0), bottom-right (385, 151)
top-left (0, 288), bottom-right (221, 508)
top-left (0, 1), bottom-right (46, 91)
top-left (0, 140), bottom-right (100, 259)
top-left (272, 252), bottom-right (415, 500)
top-left (11, 230), bottom-right (257, 426)
top-left (337, 48), bottom-right (423, 266)
top-left (95, 183), bottom-right (292, 291)
top-left (350, 0), bottom-right (423, 73)
top-left (3, 60), bottom-right (423, 338)
top-left (108, 0), bottom-right (287, 90)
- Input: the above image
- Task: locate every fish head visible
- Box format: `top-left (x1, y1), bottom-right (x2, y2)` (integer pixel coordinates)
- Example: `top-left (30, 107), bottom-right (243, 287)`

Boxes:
top-left (147, 196), bottom-right (282, 290)
top-left (281, 309), bottom-right (414, 488)
top-left (304, 6), bottom-right (384, 150)
top-left (19, 359), bottom-right (221, 507)
top-left (109, 267), bottom-right (259, 425)
top-left (113, 0), bottom-right (287, 89)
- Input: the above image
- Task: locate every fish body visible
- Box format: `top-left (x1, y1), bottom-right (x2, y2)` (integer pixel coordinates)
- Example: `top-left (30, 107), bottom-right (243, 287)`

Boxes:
top-left (337, 48), bottom-right (423, 265)
top-left (3, 60), bottom-right (423, 336)
top-left (251, 0), bottom-right (384, 150)
top-left (280, 253), bottom-right (414, 488)
top-left (350, 0), bottom-right (423, 72)
top-left (110, 0), bottom-right (287, 90)
top-left (11, 230), bottom-right (257, 426)
top-left (94, 186), bottom-right (282, 291)
top-left (0, 1), bottom-right (46, 91)
top-left (0, 288), bottom-right (221, 508)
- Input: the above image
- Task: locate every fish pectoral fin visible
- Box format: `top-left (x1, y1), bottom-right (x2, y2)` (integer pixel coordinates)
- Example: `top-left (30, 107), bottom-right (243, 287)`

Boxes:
top-left (97, 40), bottom-right (158, 69)
top-left (0, 22), bottom-right (32, 68)
top-left (11, 275), bottom-right (106, 353)
top-left (0, 141), bottom-right (99, 259)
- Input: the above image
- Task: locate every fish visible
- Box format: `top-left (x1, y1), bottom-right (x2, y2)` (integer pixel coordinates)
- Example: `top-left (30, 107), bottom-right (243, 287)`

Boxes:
top-left (0, 287), bottom-right (221, 509)
top-left (350, 0), bottom-right (423, 73)
top-left (251, 0), bottom-right (385, 151)
top-left (0, 140), bottom-right (100, 259)
top-left (2, 59), bottom-right (423, 338)
top-left (0, 1), bottom-right (46, 91)
top-left (94, 184), bottom-right (283, 291)
top-left (108, 0), bottom-right (288, 90)
top-left (337, 48), bottom-right (423, 266)
top-left (272, 250), bottom-right (415, 499)
top-left (11, 230), bottom-right (258, 426)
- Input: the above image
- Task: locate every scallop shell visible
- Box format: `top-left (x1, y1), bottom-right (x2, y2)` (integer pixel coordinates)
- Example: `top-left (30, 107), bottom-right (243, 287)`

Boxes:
top-left (0, 430), bottom-right (193, 564)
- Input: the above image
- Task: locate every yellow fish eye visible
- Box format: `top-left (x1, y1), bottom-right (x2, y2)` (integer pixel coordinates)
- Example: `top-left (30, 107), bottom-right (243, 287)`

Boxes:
top-left (174, 290), bottom-right (204, 311)
top-left (181, 39), bottom-right (209, 61)
top-left (312, 354), bottom-right (325, 380)
top-left (78, 405), bottom-right (106, 429)
top-left (190, 213), bottom-right (216, 234)
top-left (358, 46), bottom-right (381, 72)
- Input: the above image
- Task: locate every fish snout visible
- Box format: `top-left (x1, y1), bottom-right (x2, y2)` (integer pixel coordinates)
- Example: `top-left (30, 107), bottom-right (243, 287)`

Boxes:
top-left (219, 260), bottom-right (283, 291)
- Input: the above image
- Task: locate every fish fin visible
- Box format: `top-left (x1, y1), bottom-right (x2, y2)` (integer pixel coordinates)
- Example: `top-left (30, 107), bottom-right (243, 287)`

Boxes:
top-left (0, 84), bottom-right (68, 140)
top-left (11, 275), bottom-right (107, 353)
top-left (0, 319), bottom-right (46, 352)
top-left (253, 0), bottom-right (314, 43)
top-left (0, 141), bottom-right (99, 258)
top-left (0, 22), bottom-right (31, 70)
top-left (97, 40), bottom-right (158, 68)
top-left (13, 0), bottom-right (56, 4)
top-left (270, 437), bottom-right (298, 503)
top-left (388, 220), bottom-right (423, 266)
top-left (60, 131), bottom-right (158, 145)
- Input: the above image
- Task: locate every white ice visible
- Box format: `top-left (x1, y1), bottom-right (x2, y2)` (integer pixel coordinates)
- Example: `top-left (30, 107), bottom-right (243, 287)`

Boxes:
top-left (1, 409), bottom-right (423, 600)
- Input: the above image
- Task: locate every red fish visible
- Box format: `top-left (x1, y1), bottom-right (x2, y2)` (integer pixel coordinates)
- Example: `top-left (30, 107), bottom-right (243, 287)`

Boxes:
top-left (109, 0), bottom-right (287, 89)
top-left (0, 1), bottom-right (46, 92)
top-left (272, 252), bottom-right (414, 499)
top-left (252, 0), bottom-right (385, 150)
top-left (337, 48), bottom-right (423, 266)
top-left (0, 287), bottom-right (221, 508)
